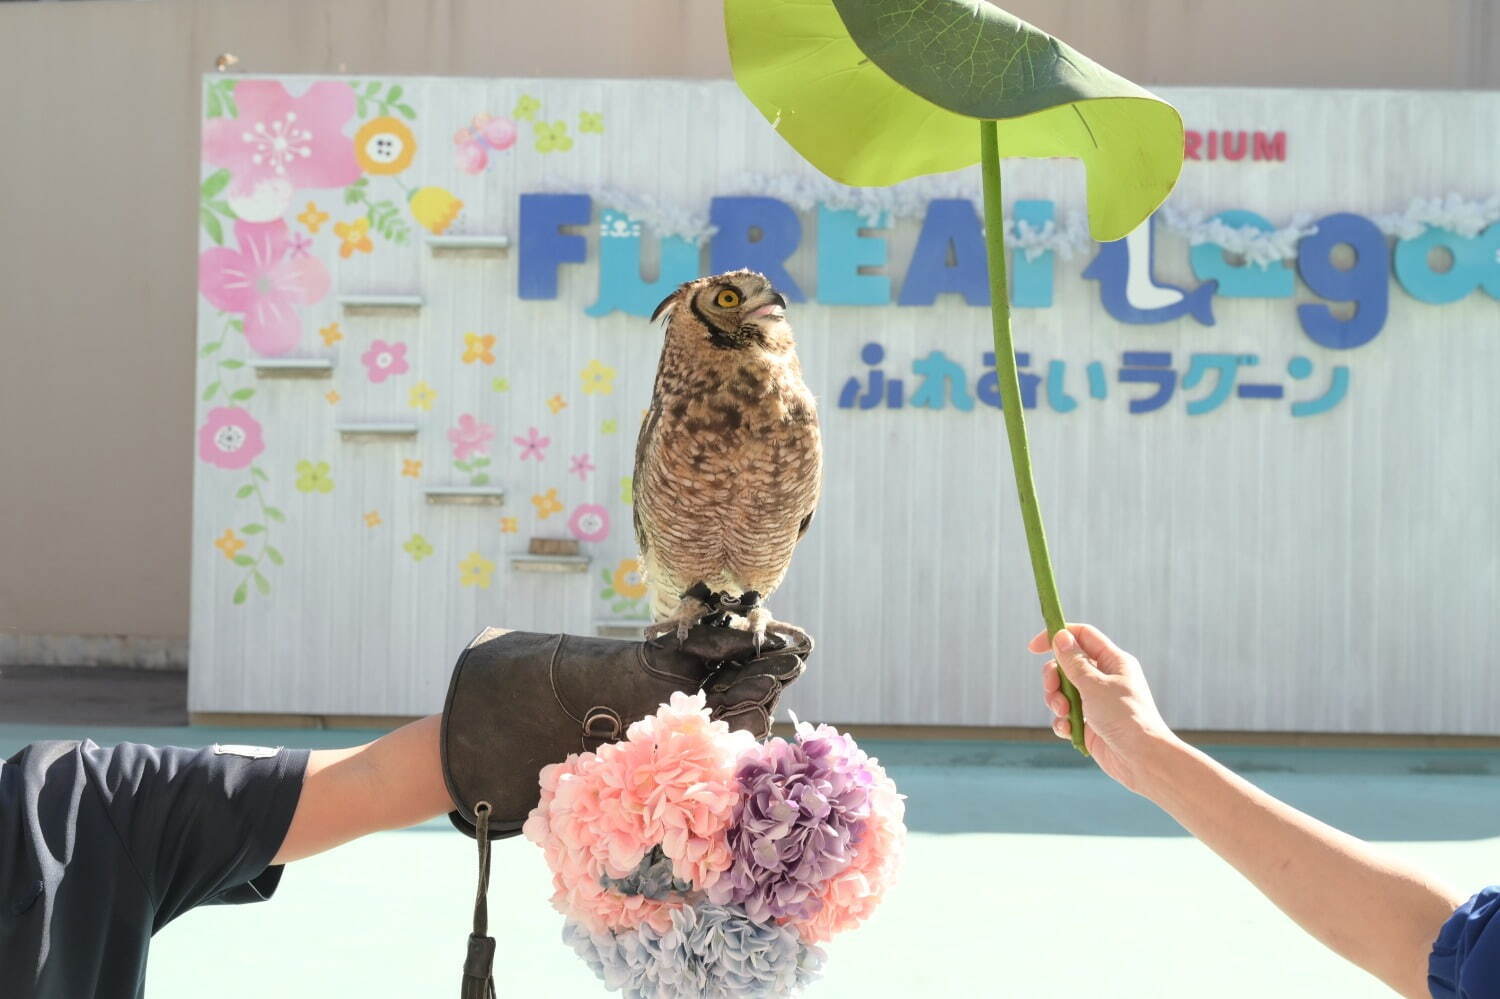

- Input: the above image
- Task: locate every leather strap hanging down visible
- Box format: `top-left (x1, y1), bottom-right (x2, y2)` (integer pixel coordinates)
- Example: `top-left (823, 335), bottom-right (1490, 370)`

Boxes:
top-left (461, 801), bottom-right (497, 999)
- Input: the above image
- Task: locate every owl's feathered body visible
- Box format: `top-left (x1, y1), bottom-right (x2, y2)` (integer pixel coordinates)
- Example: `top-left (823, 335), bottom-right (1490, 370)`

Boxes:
top-left (634, 270), bottom-right (821, 641)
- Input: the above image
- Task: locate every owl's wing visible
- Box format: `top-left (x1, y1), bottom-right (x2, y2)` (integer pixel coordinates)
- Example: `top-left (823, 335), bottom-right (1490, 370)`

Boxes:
top-left (632, 370), bottom-right (666, 560)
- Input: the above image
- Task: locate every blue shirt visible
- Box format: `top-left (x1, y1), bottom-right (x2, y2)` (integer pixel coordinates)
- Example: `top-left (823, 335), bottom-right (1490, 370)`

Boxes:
top-left (1431, 886), bottom-right (1500, 998)
top-left (0, 739), bottom-right (308, 998)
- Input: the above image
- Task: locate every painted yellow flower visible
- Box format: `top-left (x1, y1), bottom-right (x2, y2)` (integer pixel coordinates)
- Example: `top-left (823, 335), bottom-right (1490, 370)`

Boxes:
top-left (578, 111), bottom-right (605, 134)
top-left (403, 534), bottom-right (433, 562)
top-left (295, 460), bottom-right (335, 494)
top-left (298, 202), bottom-right (330, 233)
top-left (334, 217), bottom-right (373, 258)
top-left (411, 186), bottom-right (463, 235)
top-left (354, 116), bottom-right (417, 175)
top-left (325, 390), bottom-right (341, 405)
top-left (364, 510), bottom-right (382, 528)
top-left (534, 120), bottom-right (573, 154)
top-left (611, 558), bottom-right (646, 600)
top-left (401, 458), bottom-right (422, 478)
top-left (462, 332), bottom-right (496, 365)
top-left (601, 419), bottom-right (617, 435)
top-left (531, 488), bottom-right (563, 520)
top-left (580, 359), bottom-right (616, 396)
top-left (458, 551), bottom-right (495, 589)
top-left (547, 394), bottom-right (567, 414)
top-left (492, 377), bottom-right (510, 393)
top-left (320, 322), bottom-right (343, 346)
top-left (620, 476), bottom-right (633, 505)
top-left (214, 529), bottom-right (246, 560)
top-left (513, 95), bottom-right (541, 121)
top-left (499, 517), bottom-right (518, 534)
top-left (409, 380), bottom-right (437, 411)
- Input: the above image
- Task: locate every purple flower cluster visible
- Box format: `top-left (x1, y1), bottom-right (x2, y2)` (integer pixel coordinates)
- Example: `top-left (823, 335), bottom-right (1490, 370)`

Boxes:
top-left (707, 724), bottom-right (876, 922)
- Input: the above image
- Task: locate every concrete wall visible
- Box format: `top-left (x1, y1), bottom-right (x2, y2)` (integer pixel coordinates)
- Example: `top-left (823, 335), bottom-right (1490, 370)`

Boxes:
top-left (1, 0), bottom-right (1497, 662)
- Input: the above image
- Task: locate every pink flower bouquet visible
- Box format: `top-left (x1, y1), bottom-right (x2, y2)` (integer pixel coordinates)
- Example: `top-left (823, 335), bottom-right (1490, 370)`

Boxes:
top-left (524, 691), bottom-right (906, 997)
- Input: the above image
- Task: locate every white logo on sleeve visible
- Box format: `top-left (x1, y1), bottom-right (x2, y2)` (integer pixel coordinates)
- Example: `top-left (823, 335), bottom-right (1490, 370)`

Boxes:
top-left (213, 744), bottom-right (280, 759)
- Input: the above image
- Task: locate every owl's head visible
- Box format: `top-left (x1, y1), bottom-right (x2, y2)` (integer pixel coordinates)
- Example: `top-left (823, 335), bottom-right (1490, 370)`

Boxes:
top-left (651, 269), bottom-right (792, 353)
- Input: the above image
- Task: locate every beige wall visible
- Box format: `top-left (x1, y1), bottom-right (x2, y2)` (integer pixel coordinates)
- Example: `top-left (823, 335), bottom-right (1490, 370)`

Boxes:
top-left (1, 0), bottom-right (1496, 653)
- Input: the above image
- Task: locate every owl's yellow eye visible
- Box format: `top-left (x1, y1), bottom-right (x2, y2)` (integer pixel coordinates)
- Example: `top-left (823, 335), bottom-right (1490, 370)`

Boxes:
top-left (715, 288), bottom-right (742, 309)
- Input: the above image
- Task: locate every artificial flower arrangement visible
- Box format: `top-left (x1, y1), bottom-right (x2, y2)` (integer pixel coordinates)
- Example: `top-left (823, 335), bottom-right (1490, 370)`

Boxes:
top-left (523, 692), bottom-right (906, 997)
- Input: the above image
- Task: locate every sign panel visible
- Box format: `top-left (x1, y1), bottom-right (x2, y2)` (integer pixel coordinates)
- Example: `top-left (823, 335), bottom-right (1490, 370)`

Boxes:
top-left (191, 76), bottom-right (1500, 733)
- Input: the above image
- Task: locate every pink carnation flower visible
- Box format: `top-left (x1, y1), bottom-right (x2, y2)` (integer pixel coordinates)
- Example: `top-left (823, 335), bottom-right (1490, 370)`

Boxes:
top-left (523, 692), bottom-right (753, 935)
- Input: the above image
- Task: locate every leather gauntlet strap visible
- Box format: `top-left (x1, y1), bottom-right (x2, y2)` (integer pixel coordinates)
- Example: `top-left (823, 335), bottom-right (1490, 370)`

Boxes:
top-left (461, 803), bottom-right (497, 999)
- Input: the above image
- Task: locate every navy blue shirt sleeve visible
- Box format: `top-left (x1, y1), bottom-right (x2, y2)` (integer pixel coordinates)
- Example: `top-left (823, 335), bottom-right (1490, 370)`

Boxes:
top-left (1430, 886), bottom-right (1500, 998)
top-left (80, 740), bottom-right (310, 930)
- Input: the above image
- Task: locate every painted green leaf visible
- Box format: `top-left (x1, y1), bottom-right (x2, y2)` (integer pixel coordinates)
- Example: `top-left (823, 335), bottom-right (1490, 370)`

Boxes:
top-left (396, 103), bottom-right (416, 120)
top-left (229, 388), bottom-right (255, 401)
top-left (253, 570), bottom-right (271, 596)
top-left (200, 169), bottom-right (231, 199)
top-left (235, 484), bottom-right (255, 499)
top-left (220, 359), bottom-right (244, 370)
top-left (200, 208), bottom-right (224, 246)
top-left (471, 473), bottom-right (491, 486)
top-left (202, 381), bottom-right (221, 401)
top-left (241, 523), bottom-right (265, 534)
top-left (199, 341), bottom-right (223, 357)
top-left (209, 199), bottom-right (237, 219)
top-left (356, 97), bottom-right (369, 119)
top-left (266, 545), bottom-right (285, 566)
top-left (601, 568), bottom-right (613, 584)
top-left (233, 582), bottom-right (248, 605)
top-left (233, 554), bottom-right (255, 567)
top-left (364, 81), bottom-right (380, 97)
top-left (386, 84), bottom-right (404, 104)
top-left (264, 507), bottom-right (285, 522)
top-left (228, 318), bottom-right (244, 332)
top-left (454, 460), bottom-right (471, 473)
top-left (724, 0), bottom-right (1184, 241)
top-left (250, 465), bottom-right (268, 481)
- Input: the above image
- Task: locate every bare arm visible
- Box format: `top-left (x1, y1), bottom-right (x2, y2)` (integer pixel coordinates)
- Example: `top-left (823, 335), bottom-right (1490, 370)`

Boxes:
top-left (1033, 625), bottom-right (1464, 999)
top-left (271, 714), bottom-right (453, 865)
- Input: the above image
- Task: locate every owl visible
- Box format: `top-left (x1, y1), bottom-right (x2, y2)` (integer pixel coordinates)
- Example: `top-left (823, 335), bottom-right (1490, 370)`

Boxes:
top-left (634, 269), bottom-right (822, 647)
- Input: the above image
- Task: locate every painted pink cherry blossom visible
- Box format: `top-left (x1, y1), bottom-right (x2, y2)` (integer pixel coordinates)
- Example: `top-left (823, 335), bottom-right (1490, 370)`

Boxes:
top-left (287, 231), bottom-right (313, 258)
top-left (199, 219), bottom-right (330, 357)
top-left (202, 80), bottom-right (361, 221)
top-left (360, 340), bottom-right (410, 383)
top-left (454, 131), bottom-right (488, 174)
top-left (567, 503), bottom-right (611, 543)
top-left (513, 426), bottom-right (550, 461)
top-left (197, 406), bottom-right (266, 471)
top-left (568, 453), bottom-right (595, 481)
top-left (475, 113), bottom-right (517, 150)
top-left (448, 414), bottom-right (496, 461)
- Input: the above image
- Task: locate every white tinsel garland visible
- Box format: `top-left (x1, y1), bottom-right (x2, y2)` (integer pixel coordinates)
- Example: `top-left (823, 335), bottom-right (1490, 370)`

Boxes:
top-left (1158, 203), bottom-right (1319, 269)
top-left (1372, 194), bottom-right (1500, 240)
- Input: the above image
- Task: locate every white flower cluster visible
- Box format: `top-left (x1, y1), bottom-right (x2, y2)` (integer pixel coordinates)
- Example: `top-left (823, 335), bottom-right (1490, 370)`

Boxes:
top-left (1372, 194), bottom-right (1500, 240)
top-left (1158, 203), bottom-right (1319, 269)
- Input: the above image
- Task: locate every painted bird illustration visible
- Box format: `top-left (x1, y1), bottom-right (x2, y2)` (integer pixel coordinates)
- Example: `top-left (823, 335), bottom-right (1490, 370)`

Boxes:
top-left (634, 269), bottom-right (822, 647)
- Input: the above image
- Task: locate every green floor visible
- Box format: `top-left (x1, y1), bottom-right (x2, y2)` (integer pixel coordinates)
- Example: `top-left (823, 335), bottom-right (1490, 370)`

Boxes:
top-left (3, 724), bottom-right (1495, 997)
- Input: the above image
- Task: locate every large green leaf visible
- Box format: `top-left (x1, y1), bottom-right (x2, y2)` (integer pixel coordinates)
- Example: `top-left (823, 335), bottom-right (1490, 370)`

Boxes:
top-left (724, 0), bottom-right (1184, 241)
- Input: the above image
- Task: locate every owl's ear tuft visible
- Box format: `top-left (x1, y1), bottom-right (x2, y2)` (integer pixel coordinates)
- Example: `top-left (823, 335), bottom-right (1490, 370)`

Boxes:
top-left (650, 283), bottom-right (691, 324)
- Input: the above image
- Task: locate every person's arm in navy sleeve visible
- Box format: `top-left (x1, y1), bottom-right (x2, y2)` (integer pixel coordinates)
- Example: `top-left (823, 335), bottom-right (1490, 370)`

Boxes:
top-left (1030, 624), bottom-right (1470, 999)
top-left (1430, 887), bottom-right (1500, 999)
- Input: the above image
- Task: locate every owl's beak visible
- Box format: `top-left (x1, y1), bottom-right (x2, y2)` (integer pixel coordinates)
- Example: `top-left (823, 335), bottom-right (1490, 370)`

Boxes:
top-left (746, 289), bottom-right (787, 321)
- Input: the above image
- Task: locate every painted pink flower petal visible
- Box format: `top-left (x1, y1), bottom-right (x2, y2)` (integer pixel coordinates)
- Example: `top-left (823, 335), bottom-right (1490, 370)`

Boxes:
top-left (243, 291), bottom-right (304, 356)
top-left (197, 406), bottom-right (266, 470)
top-left (286, 82), bottom-right (362, 189)
top-left (202, 80), bottom-right (360, 198)
top-left (198, 246), bottom-right (258, 313)
top-left (455, 141), bottom-right (488, 174)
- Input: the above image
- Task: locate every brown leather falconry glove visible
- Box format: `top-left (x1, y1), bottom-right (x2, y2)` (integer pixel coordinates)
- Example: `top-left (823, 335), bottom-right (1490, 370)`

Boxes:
top-left (440, 620), bottom-right (811, 998)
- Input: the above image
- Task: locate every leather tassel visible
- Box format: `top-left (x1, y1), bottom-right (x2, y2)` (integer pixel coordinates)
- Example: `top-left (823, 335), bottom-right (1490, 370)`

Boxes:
top-left (461, 803), bottom-right (497, 998)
